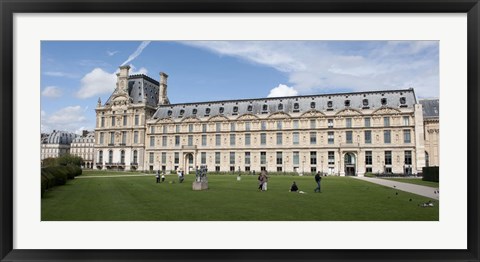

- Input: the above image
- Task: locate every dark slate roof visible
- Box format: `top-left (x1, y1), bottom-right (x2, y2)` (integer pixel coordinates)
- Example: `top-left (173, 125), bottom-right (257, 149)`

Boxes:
top-left (42, 131), bottom-right (78, 145)
top-left (105, 75), bottom-right (160, 107)
top-left (153, 89), bottom-right (417, 119)
top-left (419, 99), bottom-right (439, 118)
top-left (72, 132), bottom-right (95, 143)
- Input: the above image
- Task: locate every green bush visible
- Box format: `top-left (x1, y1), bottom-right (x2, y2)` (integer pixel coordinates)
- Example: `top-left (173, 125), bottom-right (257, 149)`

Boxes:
top-left (41, 169), bottom-right (56, 188)
top-left (43, 166), bottom-right (68, 186)
top-left (422, 166), bottom-right (439, 182)
top-left (57, 154), bottom-right (84, 167)
top-left (364, 172), bottom-right (376, 178)
top-left (42, 157), bottom-right (58, 167)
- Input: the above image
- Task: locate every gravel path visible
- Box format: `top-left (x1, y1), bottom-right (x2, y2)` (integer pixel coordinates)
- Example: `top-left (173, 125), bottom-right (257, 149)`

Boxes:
top-left (353, 177), bottom-right (439, 200)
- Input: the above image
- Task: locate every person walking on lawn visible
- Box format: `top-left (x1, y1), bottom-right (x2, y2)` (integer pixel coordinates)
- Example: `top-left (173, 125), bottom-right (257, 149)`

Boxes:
top-left (314, 171), bottom-right (322, 193)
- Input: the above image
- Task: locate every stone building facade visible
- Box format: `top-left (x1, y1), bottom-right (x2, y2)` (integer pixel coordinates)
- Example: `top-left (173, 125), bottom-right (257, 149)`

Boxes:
top-left (41, 130), bottom-right (78, 163)
top-left (70, 131), bottom-right (95, 168)
top-left (94, 66), bottom-right (428, 176)
top-left (420, 99), bottom-right (439, 167)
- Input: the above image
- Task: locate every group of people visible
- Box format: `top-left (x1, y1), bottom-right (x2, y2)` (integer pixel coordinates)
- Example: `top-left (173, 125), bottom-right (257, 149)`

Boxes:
top-left (257, 170), bottom-right (269, 191)
top-left (155, 171), bottom-right (166, 183)
top-left (289, 171), bottom-right (323, 193)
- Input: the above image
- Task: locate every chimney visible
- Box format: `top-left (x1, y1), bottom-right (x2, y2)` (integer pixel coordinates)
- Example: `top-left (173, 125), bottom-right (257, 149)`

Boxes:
top-left (116, 65), bottom-right (130, 93)
top-left (159, 72), bottom-right (169, 105)
top-left (82, 130), bottom-right (88, 137)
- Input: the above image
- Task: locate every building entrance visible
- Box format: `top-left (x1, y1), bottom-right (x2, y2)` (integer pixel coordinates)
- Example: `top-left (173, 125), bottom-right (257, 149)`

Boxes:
top-left (344, 152), bottom-right (356, 176)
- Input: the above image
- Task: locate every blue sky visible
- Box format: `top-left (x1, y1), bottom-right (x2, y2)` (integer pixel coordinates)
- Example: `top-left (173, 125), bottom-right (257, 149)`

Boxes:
top-left (41, 40), bottom-right (439, 134)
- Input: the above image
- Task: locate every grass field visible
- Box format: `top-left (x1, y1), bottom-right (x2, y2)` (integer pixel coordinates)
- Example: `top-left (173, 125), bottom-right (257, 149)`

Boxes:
top-left (41, 173), bottom-right (439, 221)
top-left (382, 178), bottom-right (439, 188)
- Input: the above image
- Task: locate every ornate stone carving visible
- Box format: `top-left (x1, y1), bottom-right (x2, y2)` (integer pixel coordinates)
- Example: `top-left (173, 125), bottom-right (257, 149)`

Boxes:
top-left (237, 113), bottom-right (259, 120)
top-left (372, 107), bottom-right (401, 115)
top-left (335, 108), bottom-right (362, 116)
top-left (300, 110), bottom-right (325, 118)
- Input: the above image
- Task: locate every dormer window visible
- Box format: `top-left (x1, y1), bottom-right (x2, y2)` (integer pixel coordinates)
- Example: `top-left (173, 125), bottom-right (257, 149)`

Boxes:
top-left (294, 103), bottom-right (299, 110)
top-left (219, 107), bottom-right (224, 114)
top-left (192, 109), bottom-right (197, 115)
top-left (345, 100), bottom-right (350, 107)
top-left (400, 97), bottom-right (406, 104)
top-left (363, 99), bottom-right (369, 106)
top-left (247, 105), bottom-right (253, 111)
top-left (167, 110), bottom-right (172, 116)
top-left (205, 108), bottom-right (211, 115)
top-left (327, 101), bottom-right (333, 108)
top-left (262, 104), bottom-right (268, 111)
top-left (381, 98), bottom-right (387, 106)
top-left (310, 102), bottom-right (316, 108)
top-left (233, 106), bottom-right (238, 113)
top-left (179, 109), bottom-right (185, 116)
top-left (278, 103), bottom-right (283, 110)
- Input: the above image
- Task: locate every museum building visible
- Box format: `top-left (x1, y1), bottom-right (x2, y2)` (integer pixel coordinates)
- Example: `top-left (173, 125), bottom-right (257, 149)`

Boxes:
top-left (94, 65), bottom-right (427, 176)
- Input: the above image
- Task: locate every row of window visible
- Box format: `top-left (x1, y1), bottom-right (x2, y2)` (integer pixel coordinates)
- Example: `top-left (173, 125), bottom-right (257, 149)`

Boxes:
top-left (100, 115), bottom-right (141, 128)
top-left (165, 97), bottom-right (408, 117)
top-left (146, 129), bottom-right (412, 147)
top-left (98, 150), bottom-right (138, 164)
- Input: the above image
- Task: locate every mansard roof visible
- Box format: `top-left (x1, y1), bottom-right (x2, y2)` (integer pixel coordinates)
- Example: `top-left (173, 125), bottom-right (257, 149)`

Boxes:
top-left (42, 130), bottom-right (78, 145)
top-left (105, 74), bottom-right (159, 107)
top-left (152, 88), bottom-right (417, 120)
top-left (72, 132), bottom-right (95, 143)
top-left (419, 99), bottom-right (439, 119)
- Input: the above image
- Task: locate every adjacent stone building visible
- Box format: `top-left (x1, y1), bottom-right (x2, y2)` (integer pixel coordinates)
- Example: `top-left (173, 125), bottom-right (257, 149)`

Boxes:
top-left (41, 130), bottom-right (78, 163)
top-left (94, 66), bottom-right (429, 176)
top-left (70, 131), bottom-right (95, 168)
top-left (420, 99), bottom-right (439, 167)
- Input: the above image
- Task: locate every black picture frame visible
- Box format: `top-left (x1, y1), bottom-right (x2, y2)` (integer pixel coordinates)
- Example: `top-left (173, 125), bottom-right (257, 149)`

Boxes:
top-left (1, 1), bottom-right (479, 261)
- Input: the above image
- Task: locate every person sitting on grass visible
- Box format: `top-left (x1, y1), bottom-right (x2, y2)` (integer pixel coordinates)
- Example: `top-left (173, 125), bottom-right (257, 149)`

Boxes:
top-left (161, 173), bottom-right (165, 183)
top-left (290, 181), bottom-right (298, 192)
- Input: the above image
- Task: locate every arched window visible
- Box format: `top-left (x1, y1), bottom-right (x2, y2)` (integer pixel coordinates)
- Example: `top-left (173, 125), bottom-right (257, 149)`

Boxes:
top-left (327, 101), bottom-right (333, 108)
top-left (233, 106), bottom-right (238, 113)
top-left (179, 109), bottom-right (185, 116)
top-left (219, 107), bottom-right (224, 114)
top-left (345, 100), bottom-right (350, 107)
top-left (363, 99), bottom-right (369, 106)
top-left (167, 110), bottom-right (172, 116)
top-left (262, 104), bottom-right (268, 111)
top-left (400, 97), bottom-right (406, 104)
top-left (247, 105), bottom-right (253, 111)
top-left (278, 103), bottom-right (283, 110)
top-left (205, 108), bottom-right (211, 114)
top-left (192, 109), bottom-right (197, 115)
top-left (293, 103), bottom-right (299, 110)
top-left (310, 102), bottom-right (316, 108)
top-left (381, 98), bottom-right (387, 106)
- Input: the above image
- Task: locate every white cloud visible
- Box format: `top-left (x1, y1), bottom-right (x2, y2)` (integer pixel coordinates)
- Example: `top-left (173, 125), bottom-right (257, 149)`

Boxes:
top-left (42, 86), bottom-right (62, 98)
top-left (76, 68), bottom-right (117, 99)
top-left (43, 71), bottom-right (77, 78)
top-left (267, 84), bottom-right (298, 98)
top-left (121, 41), bottom-right (151, 66)
top-left (107, 50), bottom-right (119, 56)
top-left (42, 106), bottom-right (90, 133)
top-left (182, 41), bottom-right (439, 98)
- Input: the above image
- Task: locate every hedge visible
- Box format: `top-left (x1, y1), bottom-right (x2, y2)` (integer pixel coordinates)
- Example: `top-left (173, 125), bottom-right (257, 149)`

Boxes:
top-left (422, 166), bottom-right (439, 182)
top-left (41, 165), bottom-right (82, 197)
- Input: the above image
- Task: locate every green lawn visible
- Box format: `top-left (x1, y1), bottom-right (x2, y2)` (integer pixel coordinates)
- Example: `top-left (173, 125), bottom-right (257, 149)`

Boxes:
top-left (41, 174), bottom-right (439, 221)
top-left (80, 170), bottom-right (145, 177)
top-left (382, 178), bottom-right (439, 188)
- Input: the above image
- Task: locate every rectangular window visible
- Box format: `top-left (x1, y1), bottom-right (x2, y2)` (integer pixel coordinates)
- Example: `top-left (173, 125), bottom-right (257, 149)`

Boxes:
top-left (122, 131), bottom-right (126, 144)
top-left (328, 119), bottom-right (334, 128)
top-left (364, 117), bottom-right (371, 127)
top-left (346, 118), bottom-right (352, 128)
top-left (111, 116), bottom-right (115, 127)
top-left (215, 134), bottom-right (221, 146)
top-left (260, 152), bottom-right (266, 165)
top-left (175, 125), bottom-right (180, 133)
top-left (101, 117), bottom-right (105, 127)
top-left (260, 133), bottom-right (267, 145)
top-left (188, 135), bottom-right (193, 146)
top-left (310, 119), bottom-right (316, 129)
top-left (216, 123), bottom-right (221, 132)
top-left (245, 152), bottom-right (251, 165)
top-left (245, 122), bottom-right (251, 131)
top-left (230, 134), bottom-right (236, 146)
top-left (174, 152), bottom-right (179, 164)
top-left (403, 116), bottom-right (410, 126)
top-left (134, 131), bottom-right (138, 144)
top-left (201, 135), bottom-right (207, 146)
top-left (123, 116), bottom-right (127, 126)
top-left (245, 133), bottom-right (251, 146)
top-left (110, 132), bottom-right (114, 144)
top-left (404, 130), bottom-right (411, 143)
top-left (202, 124), bottom-right (207, 133)
top-left (230, 152), bottom-right (235, 165)
top-left (261, 121), bottom-right (267, 130)
top-left (385, 151), bottom-right (392, 165)
top-left (365, 151), bottom-right (372, 165)
top-left (162, 136), bottom-right (167, 147)
top-left (150, 136), bottom-right (155, 147)
top-left (134, 115), bottom-right (139, 126)
top-left (276, 152), bottom-right (283, 165)
top-left (276, 133), bottom-right (283, 145)
top-left (346, 131), bottom-right (353, 144)
top-left (384, 117), bottom-right (390, 127)
top-left (188, 124), bottom-right (193, 133)
top-left (364, 130), bottom-right (372, 144)
top-left (310, 132), bottom-right (317, 145)
top-left (328, 131), bottom-right (334, 144)
top-left (293, 132), bottom-right (299, 145)
top-left (163, 125), bottom-right (168, 134)
top-left (384, 130), bottom-right (391, 144)
top-left (161, 152), bottom-right (166, 164)
top-left (149, 152), bottom-right (154, 164)
top-left (328, 151), bottom-right (335, 165)
top-left (215, 152), bottom-right (221, 164)
top-left (277, 121), bottom-right (283, 130)
top-left (231, 123), bottom-right (236, 132)
top-left (150, 126), bottom-right (155, 134)
top-left (99, 133), bottom-right (104, 144)
top-left (293, 151), bottom-right (299, 165)
top-left (309, 152), bottom-right (317, 166)
top-left (405, 151), bottom-right (412, 165)
top-left (201, 152), bottom-right (206, 164)
top-left (293, 120), bottom-right (299, 129)
top-left (175, 135), bottom-right (180, 146)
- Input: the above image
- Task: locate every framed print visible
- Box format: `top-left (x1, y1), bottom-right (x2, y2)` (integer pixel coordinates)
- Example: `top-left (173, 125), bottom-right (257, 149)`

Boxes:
top-left (1, 0), bottom-right (479, 261)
